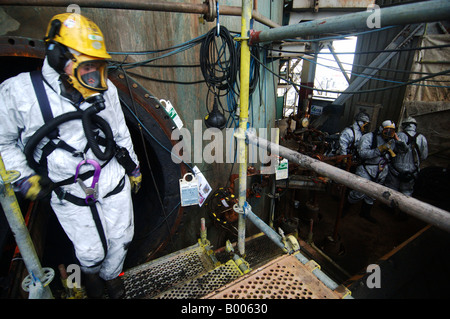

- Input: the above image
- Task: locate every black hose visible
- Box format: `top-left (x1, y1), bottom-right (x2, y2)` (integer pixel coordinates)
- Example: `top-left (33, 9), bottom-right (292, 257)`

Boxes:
top-left (82, 103), bottom-right (115, 161)
top-left (200, 26), bottom-right (238, 95)
top-left (236, 44), bottom-right (260, 95)
top-left (24, 107), bottom-right (115, 172)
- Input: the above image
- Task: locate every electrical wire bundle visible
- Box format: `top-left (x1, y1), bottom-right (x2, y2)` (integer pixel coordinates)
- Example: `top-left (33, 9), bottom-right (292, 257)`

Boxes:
top-left (223, 37), bottom-right (262, 129)
top-left (235, 43), bottom-right (261, 96)
top-left (108, 33), bottom-right (207, 70)
top-left (200, 26), bottom-right (238, 95)
top-left (200, 26), bottom-right (239, 129)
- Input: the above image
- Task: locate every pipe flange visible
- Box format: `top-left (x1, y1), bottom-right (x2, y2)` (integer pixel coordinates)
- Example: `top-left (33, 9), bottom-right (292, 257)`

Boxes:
top-left (21, 267), bottom-right (55, 292)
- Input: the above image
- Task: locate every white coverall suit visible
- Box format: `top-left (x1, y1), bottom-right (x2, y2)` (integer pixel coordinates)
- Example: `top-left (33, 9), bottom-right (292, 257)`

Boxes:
top-left (0, 58), bottom-right (138, 280)
top-left (348, 132), bottom-right (403, 205)
top-left (338, 121), bottom-right (364, 157)
top-left (385, 125), bottom-right (428, 196)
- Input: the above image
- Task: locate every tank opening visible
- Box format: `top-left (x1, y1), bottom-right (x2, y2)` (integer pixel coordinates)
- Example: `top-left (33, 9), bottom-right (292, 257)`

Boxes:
top-left (0, 53), bottom-right (184, 297)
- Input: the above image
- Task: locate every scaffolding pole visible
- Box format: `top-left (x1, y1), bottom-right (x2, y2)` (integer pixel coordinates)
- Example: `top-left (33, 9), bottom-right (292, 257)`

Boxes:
top-left (235, 0), bottom-right (253, 257)
top-left (246, 132), bottom-right (450, 233)
top-left (0, 153), bottom-right (53, 299)
top-left (250, 0), bottom-right (450, 44)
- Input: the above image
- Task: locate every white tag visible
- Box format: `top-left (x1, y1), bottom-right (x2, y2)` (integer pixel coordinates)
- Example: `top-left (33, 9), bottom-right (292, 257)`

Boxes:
top-left (276, 158), bottom-right (288, 180)
top-left (193, 166), bottom-right (212, 207)
top-left (180, 173), bottom-right (199, 206)
top-left (221, 199), bottom-right (229, 207)
top-left (160, 99), bottom-right (183, 129)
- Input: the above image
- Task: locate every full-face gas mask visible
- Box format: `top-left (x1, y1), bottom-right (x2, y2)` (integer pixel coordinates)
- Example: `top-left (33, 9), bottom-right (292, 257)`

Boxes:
top-left (66, 53), bottom-right (108, 99)
top-left (44, 13), bottom-right (111, 100)
top-left (354, 111), bottom-right (371, 134)
top-left (380, 120), bottom-right (396, 141)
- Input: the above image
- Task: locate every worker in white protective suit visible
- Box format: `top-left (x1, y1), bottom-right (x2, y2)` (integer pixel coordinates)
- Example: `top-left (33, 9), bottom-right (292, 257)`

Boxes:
top-left (338, 111), bottom-right (371, 168)
top-left (347, 120), bottom-right (408, 223)
top-left (0, 13), bottom-right (142, 298)
top-left (384, 117), bottom-right (428, 218)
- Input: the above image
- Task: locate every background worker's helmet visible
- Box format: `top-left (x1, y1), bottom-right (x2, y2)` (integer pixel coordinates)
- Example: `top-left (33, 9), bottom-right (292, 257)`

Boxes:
top-left (354, 111), bottom-right (371, 133)
top-left (379, 120), bottom-right (396, 140)
top-left (355, 111), bottom-right (370, 123)
top-left (45, 12), bottom-right (111, 60)
top-left (402, 116), bottom-right (417, 129)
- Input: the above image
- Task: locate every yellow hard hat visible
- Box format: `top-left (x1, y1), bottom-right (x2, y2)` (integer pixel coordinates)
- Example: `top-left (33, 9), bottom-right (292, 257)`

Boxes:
top-left (45, 13), bottom-right (111, 59)
top-left (380, 120), bottom-right (396, 139)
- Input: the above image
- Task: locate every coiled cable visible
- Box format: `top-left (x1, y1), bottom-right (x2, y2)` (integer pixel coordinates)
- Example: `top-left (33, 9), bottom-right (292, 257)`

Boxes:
top-left (200, 26), bottom-right (238, 96)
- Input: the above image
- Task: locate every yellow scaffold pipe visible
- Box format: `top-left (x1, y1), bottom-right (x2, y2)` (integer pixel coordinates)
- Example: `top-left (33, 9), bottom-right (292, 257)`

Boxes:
top-left (236, 0), bottom-right (253, 256)
top-left (0, 152), bottom-right (53, 298)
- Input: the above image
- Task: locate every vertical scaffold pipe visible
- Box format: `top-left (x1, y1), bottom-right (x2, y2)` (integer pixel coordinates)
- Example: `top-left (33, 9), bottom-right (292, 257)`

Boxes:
top-left (236, 0), bottom-right (253, 256)
top-left (0, 153), bottom-right (53, 299)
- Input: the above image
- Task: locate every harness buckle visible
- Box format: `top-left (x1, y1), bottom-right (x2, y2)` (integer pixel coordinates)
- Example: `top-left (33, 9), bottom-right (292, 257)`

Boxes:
top-left (74, 159), bottom-right (101, 204)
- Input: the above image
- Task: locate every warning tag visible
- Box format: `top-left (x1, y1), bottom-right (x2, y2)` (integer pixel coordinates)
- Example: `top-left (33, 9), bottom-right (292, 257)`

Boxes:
top-left (180, 173), bottom-right (199, 206)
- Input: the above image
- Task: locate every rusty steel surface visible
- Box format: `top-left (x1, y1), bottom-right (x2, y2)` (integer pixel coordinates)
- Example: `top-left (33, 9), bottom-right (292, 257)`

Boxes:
top-left (204, 254), bottom-right (340, 299)
top-left (0, 36), bottom-right (45, 58)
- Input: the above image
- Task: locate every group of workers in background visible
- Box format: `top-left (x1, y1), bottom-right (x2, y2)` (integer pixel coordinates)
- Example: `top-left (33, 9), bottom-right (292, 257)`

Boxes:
top-left (338, 111), bottom-right (428, 223)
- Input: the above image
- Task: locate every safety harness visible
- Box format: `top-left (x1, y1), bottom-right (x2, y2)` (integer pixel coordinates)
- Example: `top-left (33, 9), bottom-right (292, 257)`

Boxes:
top-left (28, 70), bottom-right (133, 267)
top-left (389, 132), bottom-right (422, 182)
top-left (361, 131), bottom-right (393, 182)
top-left (345, 126), bottom-right (361, 163)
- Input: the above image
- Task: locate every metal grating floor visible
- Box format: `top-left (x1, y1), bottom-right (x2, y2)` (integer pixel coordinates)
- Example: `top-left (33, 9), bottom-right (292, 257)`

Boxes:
top-left (154, 260), bottom-right (244, 299)
top-left (204, 254), bottom-right (340, 299)
top-left (122, 243), bottom-right (216, 299)
top-left (122, 234), bottom-right (284, 299)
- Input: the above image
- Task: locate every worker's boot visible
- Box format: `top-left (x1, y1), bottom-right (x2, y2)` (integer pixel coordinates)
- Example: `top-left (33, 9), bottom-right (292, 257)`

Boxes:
top-left (83, 273), bottom-right (105, 299)
top-left (105, 276), bottom-right (125, 299)
top-left (359, 201), bottom-right (377, 224)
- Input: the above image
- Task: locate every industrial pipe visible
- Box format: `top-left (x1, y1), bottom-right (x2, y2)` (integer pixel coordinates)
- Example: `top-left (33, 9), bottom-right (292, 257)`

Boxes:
top-left (242, 202), bottom-right (351, 297)
top-left (246, 132), bottom-right (450, 233)
top-left (250, 0), bottom-right (450, 43)
top-left (240, 203), bottom-right (287, 253)
top-left (4, 0), bottom-right (280, 28)
top-left (0, 153), bottom-right (53, 299)
top-left (236, 0), bottom-right (253, 257)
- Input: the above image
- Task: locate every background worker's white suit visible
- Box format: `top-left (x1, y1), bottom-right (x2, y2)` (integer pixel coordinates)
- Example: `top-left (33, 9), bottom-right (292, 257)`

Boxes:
top-left (0, 58), bottom-right (139, 281)
top-left (385, 119), bottom-right (428, 196)
top-left (338, 112), bottom-right (370, 158)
